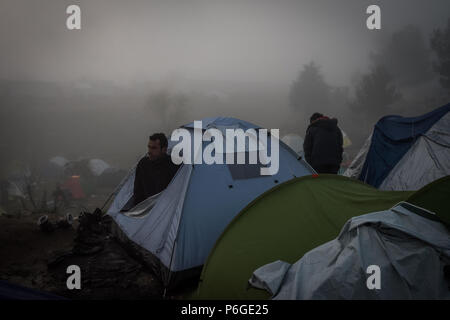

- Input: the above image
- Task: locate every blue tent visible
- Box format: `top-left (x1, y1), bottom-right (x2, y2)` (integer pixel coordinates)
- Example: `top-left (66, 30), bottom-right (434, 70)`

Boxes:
top-left (107, 117), bottom-right (314, 286)
top-left (345, 104), bottom-right (450, 190)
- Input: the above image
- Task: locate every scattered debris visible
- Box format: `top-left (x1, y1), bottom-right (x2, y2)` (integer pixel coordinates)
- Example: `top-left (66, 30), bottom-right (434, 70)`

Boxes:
top-left (46, 208), bottom-right (165, 299)
top-left (37, 213), bottom-right (74, 233)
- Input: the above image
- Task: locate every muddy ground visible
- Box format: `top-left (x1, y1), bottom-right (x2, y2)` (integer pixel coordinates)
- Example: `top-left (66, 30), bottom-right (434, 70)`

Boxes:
top-left (0, 197), bottom-right (197, 300)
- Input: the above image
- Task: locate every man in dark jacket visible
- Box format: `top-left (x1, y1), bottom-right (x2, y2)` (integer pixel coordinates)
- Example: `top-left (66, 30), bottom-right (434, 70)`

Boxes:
top-left (303, 113), bottom-right (343, 174)
top-left (133, 133), bottom-right (179, 205)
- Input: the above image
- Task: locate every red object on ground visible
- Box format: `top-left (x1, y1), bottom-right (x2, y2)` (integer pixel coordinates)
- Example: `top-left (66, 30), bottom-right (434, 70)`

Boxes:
top-left (61, 176), bottom-right (85, 199)
top-left (312, 174), bottom-right (319, 178)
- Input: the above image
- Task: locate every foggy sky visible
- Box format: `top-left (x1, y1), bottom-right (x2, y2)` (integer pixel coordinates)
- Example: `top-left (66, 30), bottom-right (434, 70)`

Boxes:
top-left (1, 0), bottom-right (449, 87)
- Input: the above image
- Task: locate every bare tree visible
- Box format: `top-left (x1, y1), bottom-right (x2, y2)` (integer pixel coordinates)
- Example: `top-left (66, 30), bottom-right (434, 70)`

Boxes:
top-left (431, 19), bottom-right (450, 93)
top-left (371, 25), bottom-right (434, 87)
top-left (350, 65), bottom-right (402, 126)
top-left (289, 61), bottom-right (331, 120)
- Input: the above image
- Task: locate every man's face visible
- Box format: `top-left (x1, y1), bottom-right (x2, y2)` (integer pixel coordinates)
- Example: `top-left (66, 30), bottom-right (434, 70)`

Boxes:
top-left (147, 139), bottom-right (166, 160)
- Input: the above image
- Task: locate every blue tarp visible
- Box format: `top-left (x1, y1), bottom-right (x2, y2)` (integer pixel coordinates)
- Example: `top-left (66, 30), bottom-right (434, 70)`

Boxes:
top-left (108, 117), bottom-right (314, 285)
top-left (359, 104), bottom-right (450, 187)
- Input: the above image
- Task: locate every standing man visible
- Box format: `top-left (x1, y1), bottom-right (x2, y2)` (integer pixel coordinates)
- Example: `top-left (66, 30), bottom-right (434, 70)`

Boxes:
top-left (133, 133), bottom-right (179, 205)
top-left (303, 113), bottom-right (343, 174)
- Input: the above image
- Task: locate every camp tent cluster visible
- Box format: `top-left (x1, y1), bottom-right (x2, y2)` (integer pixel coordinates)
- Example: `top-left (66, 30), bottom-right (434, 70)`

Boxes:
top-left (107, 106), bottom-right (450, 299)
top-left (195, 175), bottom-right (450, 299)
top-left (43, 157), bottom-right (126, 199)
top-left (195, 174), bottom-right (413, 299)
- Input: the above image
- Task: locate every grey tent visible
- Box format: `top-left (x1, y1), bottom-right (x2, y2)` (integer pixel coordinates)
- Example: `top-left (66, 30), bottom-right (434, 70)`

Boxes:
top-left (249, 202), bottom-right (450, 299)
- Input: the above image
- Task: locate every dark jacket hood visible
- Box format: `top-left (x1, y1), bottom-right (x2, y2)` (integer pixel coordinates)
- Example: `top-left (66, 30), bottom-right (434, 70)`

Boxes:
top-left (309, 117), bottom-right (338, 131)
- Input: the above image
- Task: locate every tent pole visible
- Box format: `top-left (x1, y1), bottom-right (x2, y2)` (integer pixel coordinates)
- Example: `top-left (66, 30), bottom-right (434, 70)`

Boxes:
top-left (164, 164), bottom-right (192, 296)
top-left (100, 191), bottom-right (116, 212)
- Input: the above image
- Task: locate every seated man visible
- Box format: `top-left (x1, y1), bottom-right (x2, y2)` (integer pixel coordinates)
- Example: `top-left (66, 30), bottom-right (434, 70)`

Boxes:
top-left (132, 133), bottom-right (180, 206)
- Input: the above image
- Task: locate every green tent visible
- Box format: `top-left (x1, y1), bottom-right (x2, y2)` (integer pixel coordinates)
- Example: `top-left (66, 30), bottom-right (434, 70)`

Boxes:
top-left (194, 174), bottom-right (413, 299)
top-left (407, 175), bottom-right (450, 226)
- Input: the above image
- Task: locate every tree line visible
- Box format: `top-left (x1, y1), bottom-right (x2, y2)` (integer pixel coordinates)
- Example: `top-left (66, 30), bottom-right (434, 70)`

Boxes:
top-left (289, 21), bottom-right (450, 147)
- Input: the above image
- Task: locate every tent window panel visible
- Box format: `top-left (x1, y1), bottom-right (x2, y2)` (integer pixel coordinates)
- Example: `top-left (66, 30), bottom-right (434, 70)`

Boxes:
top-left (227, 152), bottom-right (266, 180)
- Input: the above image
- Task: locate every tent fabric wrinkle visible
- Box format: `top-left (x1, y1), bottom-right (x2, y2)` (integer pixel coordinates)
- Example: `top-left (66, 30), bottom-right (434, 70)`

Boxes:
top-left (248, 202), bottom-right (450, 299)
top-left (195, 174), bottom-right (414, 299)
top-left (107, 117), bottom-right (313, 286)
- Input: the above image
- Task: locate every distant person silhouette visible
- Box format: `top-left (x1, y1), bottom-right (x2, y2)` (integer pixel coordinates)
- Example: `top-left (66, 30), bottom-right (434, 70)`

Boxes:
top-left (303, 113), bottom-right (343, 174)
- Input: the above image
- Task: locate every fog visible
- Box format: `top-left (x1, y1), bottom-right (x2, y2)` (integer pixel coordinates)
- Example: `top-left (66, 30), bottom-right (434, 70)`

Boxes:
top-left (1, 0), bottom-right (449, 175)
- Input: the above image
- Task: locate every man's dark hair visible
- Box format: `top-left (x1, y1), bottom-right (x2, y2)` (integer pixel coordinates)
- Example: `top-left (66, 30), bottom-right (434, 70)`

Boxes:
top-left (310, 112), bottom-right (324, 123)
top-left (149, 133), bottom-right (168, 149)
